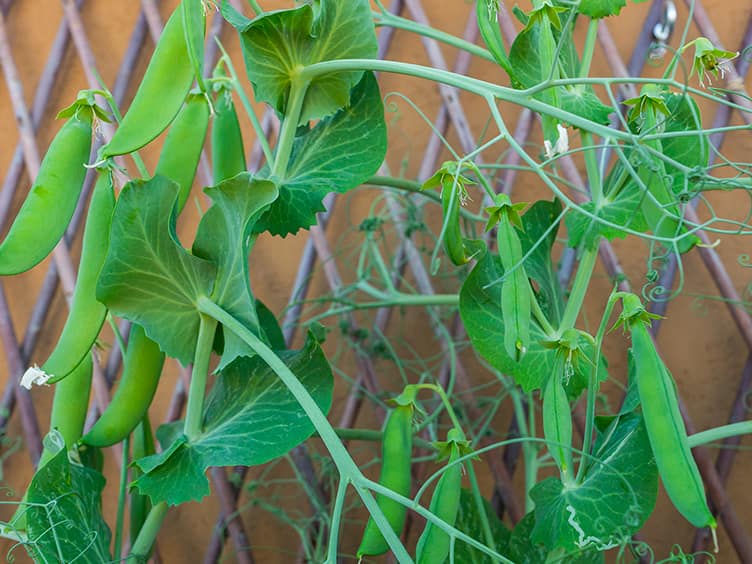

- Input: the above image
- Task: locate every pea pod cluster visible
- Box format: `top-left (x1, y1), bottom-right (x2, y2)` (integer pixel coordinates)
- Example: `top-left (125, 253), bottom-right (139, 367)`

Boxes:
top-left (356, 401), bottom-right (414, 558)
top-left (621, 294), bottom-right (715, 530)
top-left (0, 103), bottom-right (94, 276)
top-left (415, 429), bottom-right (464, 564)
top-left (25, 171), bottom-right (115, 386)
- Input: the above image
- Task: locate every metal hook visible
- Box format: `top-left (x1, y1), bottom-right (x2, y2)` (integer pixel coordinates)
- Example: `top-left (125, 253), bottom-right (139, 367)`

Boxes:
top-left (651, 0), bottom-right (677, 58)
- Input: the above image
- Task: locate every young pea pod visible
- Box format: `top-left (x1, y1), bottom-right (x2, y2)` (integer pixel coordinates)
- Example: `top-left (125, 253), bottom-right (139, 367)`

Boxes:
top-left (0, 106), bottom-right (93, 276)
top-left (211, 88), bottom-right (247, 184)
top-left (154, 92), bottom-right (210, 212)
top-left (81, 324), bottom-right (165, 448)
top-left (476, 0), bottom-right (513, 77)
top-left (24, 171), bottom-right (115, 386)
top-left (415, 431), bottom-right (464, 564)
top-left (356, 403), bottom-right (414, 558)
top-left (543, 355), bottom-right (573, 479)
top-left (623, 296), bottom-right (715, 529)
top-left (441, 182), bottom-right (471, 266)
top-left (487, 194), bottom-right (531, 361)
top-left (101, 4), bottom-right (198, 158)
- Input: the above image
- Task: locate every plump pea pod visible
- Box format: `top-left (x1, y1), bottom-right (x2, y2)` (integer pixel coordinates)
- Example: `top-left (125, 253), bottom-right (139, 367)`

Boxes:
top-left (476, 0), bottom-right (513, 76)
top-left (356, 404), bottom-right (414, 558)
top-left (130, 416), bottom-right (155, 547)
top-left (154, 93), bottom-right (210, 212)
top-left (415, 441), bottom-right (462, 564)
top-left (628, 316), bottom-right (715, 529)
top-left (81, 324), bottom-right (165, 448)
top-left (497, 209), bottom-right (531, 361)
top-left (212, 89), bottom-right (247, 184)
top-left (543, 356), bottom-right (573, 479)
top-left (0, 107), bottom-right (93, 276)
top-left (37, 354), bottom-right (93, 469)
top-left (24, 171), bottom-right (115, 386)
top-left (181, 0), bottom-right (207, 93)
top-left (100, 5), bottom-right (196, 158)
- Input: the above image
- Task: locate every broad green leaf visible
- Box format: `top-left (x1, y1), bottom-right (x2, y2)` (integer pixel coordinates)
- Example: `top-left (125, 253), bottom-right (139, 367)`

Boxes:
top-left (96, 176), bottom-right (217, 365)
top-left (454, 489), bottom-right (510, 562)
top-left (193, 174), bottom-right (279, 369)
top-left (509, 22), bottom-right (612, 126)
top-left (236, 0), bottom-right (377, 124)
top-left (25, 432), bottom-right (111, 563)
top-left (517, 200), bottom-right (564, 324)
top-left (255, 72), bottom-right (386, 236)
top-left (506, 512), bottom-right (550, 563)
top-left (565, 185), bottom-right (646, 249)
top-left (530, 413), bottom-right (657, 554)
top-left (132, 333), bottom-right (333, 505)
top-left (460, 251), bottom-right (603, 396)
top-left (257, 299), bottom-right (286, 350)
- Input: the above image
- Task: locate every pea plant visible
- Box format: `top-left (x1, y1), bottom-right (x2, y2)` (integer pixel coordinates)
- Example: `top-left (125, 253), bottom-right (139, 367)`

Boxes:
top-left (2, 0), bottom-right (752, 562)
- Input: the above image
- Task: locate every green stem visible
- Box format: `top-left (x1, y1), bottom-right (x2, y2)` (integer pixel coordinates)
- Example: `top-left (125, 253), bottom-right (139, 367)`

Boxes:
top-left (688, 421), bottom-right (752, 448)
top-left (581, 131), bottom-right (603, 204)
top-left (354, 282), bottom-right (459, 307)
top-left (579, 19), bottom-right (599, 79)
top-left (326, 478), bottom-right (348, 563)
top-left (272, 78), bottom-right (309, 178)
top-left (465, 462), bottom-right (498, 561)
top-left (114, 435), bottom-right (130, 561)
top-left (127, 502), bottom-right (168, 563)
top-left (530, 291), bottom-right (555, 336)
top-left (317, 427), bottom-right (436, 450)
top-left (197, 297), bottom-right (413, 562)
top-left (183, 314), bottom-right (217, 441)
top-left (246, 0), bottom-right (263, 15)
top-left (525, 391), bottom-right (538, 512)
top-left (559, 247), bottom-right (599, 331)
top-left (372, 10), bottom-right (496, 63)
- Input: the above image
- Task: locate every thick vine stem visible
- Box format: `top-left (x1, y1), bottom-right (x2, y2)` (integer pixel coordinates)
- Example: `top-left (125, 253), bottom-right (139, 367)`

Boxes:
top-left (184, 313), bottom-right (218, 442)
top-left (271, 77), bottom-right (309, 179)
top-left (127, 501), bottom-right (168, 563)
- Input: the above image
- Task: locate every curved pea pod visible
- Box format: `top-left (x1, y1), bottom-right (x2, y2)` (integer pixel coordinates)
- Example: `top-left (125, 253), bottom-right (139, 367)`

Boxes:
top-left (543, 356), bottom-right (573, 479)
top-left (476, 0), bottom-right (513, 76)
top-left (629, 318), bottom-right (715, 529)
top-left (100, 5), bottom-right (197, 158)
top-left (356, 404), bottom-right (414, 558)
top-left (415, 440), bottom-right (463, 564)
top-left (0, 107), bottom-right (93, 276)
top-left (24, 171), bottom-right (115, 386)
top-left (81, 324), bottom-right (165, 448)
top-left (154, 92), bottom-right (210, 212)
top-left (212, 89), bottom-right (247, 184)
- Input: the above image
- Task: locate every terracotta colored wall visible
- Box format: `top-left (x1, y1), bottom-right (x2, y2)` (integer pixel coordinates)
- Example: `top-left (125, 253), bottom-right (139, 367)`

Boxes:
top-left (0, 1), bottom-right (750, 562)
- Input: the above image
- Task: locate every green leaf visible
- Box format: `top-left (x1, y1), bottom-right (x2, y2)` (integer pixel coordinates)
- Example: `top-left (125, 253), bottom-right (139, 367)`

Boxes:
top-left (565, 184), bottom-right (646, 249)
top-left (661, 93), bottom-right (708, 195)
top-left (577, 0), bottom-right (626, 19)
top-left (96, 176), bottom-right (217, 365)
top-left (193, 174), bottom-right (279, 369)
top-left (509, 22), bottom-right (612, 126)
top-left (257, 299), bottom-right (286, 350)
top-left (460, 251), bottom-right (603, 396)
top-left (132, 333), bottom-right (333, 506)
top-left (255, 71), bottom-right (386, 236)
top-left (25, 432), bottom-right (111, 563)
top-left (506, 513), bottom-right (549, 563)
top-left (517, 200), bottom-right (564, 324)
top-left (530, 413), bottom-right (657, 554)
top-left (236, 0), bottom-right (377, 124)
top-left (454, 489), bottom-right (510, 562)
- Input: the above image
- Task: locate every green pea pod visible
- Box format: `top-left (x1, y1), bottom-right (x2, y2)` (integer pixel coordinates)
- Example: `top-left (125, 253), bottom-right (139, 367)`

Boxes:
top-left (629, 317), bottom-right (715, 529)
top-left (81, 324), bottom-right (165, 448)
top-left (543, 356), bottom-right (573, 479)
top-left (356, 404), bottom-right (414, 558)
top-left (476, 0), bottom-right (513, 76)
top-left (154, 93), bottom-right (210, 212)
top-left (27, 171), bottom-right (115, 386)
top-left (181, 0), bottom-right (207, 93)
top-left (101, 5), bottom-right (195, 158)
top-left (497, 211), bottom-right (531, 361)
top-left (130, 416), bottom-right (155, 547)
top-left (38, 354), bottom-right (93, 469)
top-left (0, 107), bottom-right (93, 276)
top-left (212, 89), bottom-right (247, 184)
top-left (441, 183), bottom-right (470, 266)
top-left (415, 441), bottom-right (462, 564)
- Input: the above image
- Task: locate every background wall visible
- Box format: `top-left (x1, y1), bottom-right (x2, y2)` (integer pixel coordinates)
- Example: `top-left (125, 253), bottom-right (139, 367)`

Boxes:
top-left (0, 0), bottom-right (750, 562)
